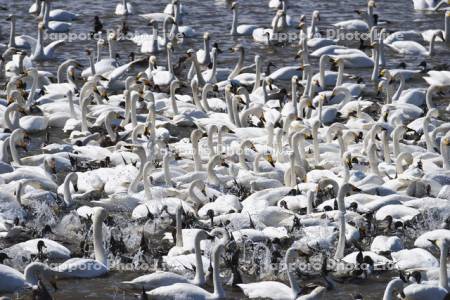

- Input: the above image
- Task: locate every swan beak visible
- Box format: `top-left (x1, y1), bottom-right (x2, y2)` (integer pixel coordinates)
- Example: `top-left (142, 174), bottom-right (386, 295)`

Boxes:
top-left (250, 143), bottom-right (257, 151)
top-left (444, 137), bottom-right (450, 145)
top-left (100, 75), bottom-right (109, 82)
top-left (346, 159), bottom-right (353, 170)
top-left (266, 154), bottom-right (275, 167)
top-left (6, 15), bottom-right (12, 21)
top-left (352, 185), bottom-right (362, 192)
top-left (73, 183), bottom-right (79, 192)
top-left (221, 160), bottom-right (229, 167)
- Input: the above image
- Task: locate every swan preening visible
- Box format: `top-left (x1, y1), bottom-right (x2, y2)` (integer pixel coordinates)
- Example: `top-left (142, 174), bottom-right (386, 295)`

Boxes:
top-left (1, 0), bottom-right (450, 299)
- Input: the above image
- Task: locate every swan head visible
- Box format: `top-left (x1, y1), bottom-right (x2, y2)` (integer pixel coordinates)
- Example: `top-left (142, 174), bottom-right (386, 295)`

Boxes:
top-left (231, 2), bottom-right (238, 10)
top-left (312, 10), bottom-right (320, 20)
top-left (93, 207), bottom-right (107, 223)
top-left (203, 32), bottom-right (211, 41)
top-left (167, 42), bottom-right (174, 51)
top-left (368, 0), bottom-right (376, 8)
top-left (6, 14), bottom-right (15, 21)
top-left (38, 21), bottom-right (45, 31)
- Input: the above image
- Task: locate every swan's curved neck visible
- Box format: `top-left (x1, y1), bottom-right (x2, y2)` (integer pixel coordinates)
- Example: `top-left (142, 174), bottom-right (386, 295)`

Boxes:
top-left (89, 51), bottom-right (96, 75)
top-left (392, 126), bottom-right (405, 158)
top-left (225, 88), bottom-right (235, 124)
top-left (191, 80), bottom-right (204, 111)
top-left (228, 48), bottom-right (244, 80)
top-left (80, 97), bottom-right (90, 133)
top-left (104, 112), bottom-right (117, 143)
top-left (143, 162), bottom-right (153, 200)
top-left (193, 231), bottom-right (206, 285)
top-left (93, 212), bottom-right (108, 267)
top-left (392, 75), bottom-right (405, 101)
top-left (9, 129), bottom-right (23, 165)
top-left (424, 115), bottom-right (435, 153)
top-left (381, 130), bottom-right (391, 163)
top-left (396, 152), bottom-right (412, 174)
top-left (371, 44), bottom-right (380, 82)
top-left (129, 147), bottom-right (147, 194)
top-left (428, 32), bottom-right (439, 56)
top-left (26, 72), bottom-right (38, 108)
top-left (188, 181), bottom-right (204, 206)
top-left (207, 157), bottom-right (222, 186)
top-left (231, 6), bottom-right (238, 35)
top-left (382, 279), bottom-right (404, 300)
top-left (426, 85), bottom-right (438, 110)
top-left (57, 61), bottom-right (69, 84)
top-left (191, 132), bottom-right (202, 172)
top-left (163, 153), bottom-right (174, 187)
top-left (191, 55), bottom-right (205, 86)
top-left (201, 84), bottom-right (213, 112)
top-left (24, 262), bottom-right (57, 286)
top-left (232, 96), bottom-right (242, 128)
top-left (63, 173), bottom-right (77, 206)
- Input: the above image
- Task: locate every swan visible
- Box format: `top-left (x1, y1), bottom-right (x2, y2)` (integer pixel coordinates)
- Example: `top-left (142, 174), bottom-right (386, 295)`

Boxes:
top-left (230, 2), bottom-right (258, 36)
top-left (252, 10), bottom-right (284, 44)
top-left (238, 246), bottom-right (325, 299)
top-left (5, 14), bottom-right (35, 50)
top-left (42, 0), bottom-right (72, 33)
top-left (146, 243), bottom-right (226, 299)
top-left (115, 0), bottom-right (135, 15)
top-left (412, 0), bottom-right (441, 10)
top-left (386, 31), bottom-right (444, 57)
top-left (31, 22), bottom-right (65, 62)
top-left (0, 262), bottom-right (56, 293)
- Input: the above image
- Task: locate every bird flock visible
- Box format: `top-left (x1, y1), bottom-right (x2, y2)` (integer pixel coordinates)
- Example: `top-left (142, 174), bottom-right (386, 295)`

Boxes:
top-left (0, 0), bottom-right (449, 299)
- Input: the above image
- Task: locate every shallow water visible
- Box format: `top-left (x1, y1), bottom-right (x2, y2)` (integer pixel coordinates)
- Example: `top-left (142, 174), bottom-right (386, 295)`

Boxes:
top-left (1, 0), bottom-right (450, 299)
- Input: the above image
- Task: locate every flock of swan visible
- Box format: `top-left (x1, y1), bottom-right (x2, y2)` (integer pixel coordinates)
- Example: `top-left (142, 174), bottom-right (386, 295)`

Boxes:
top-left (0, 0), bottom-right (449, 299)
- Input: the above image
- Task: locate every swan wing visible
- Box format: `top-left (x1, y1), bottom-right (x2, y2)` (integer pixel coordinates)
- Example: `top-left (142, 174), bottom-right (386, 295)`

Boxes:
top-left (44, 39), bottom-right (66, 58)
top-left (122, 271), bottom-right (189, 290)
top-left (238, 281), bottom-right (292, 299)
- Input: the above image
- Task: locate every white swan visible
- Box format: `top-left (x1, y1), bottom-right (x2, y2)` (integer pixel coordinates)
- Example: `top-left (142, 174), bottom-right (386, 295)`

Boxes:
top-left (146, 243), bottom-right (226, 299)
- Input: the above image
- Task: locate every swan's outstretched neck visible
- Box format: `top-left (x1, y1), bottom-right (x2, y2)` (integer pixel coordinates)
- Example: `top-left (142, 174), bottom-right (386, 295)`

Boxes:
top-left (382, 278), bottom-right (404, 300)
top-left (93, 207), bottom-right (108, 267)
top-left (285, 247), bottom-right (301, 297)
